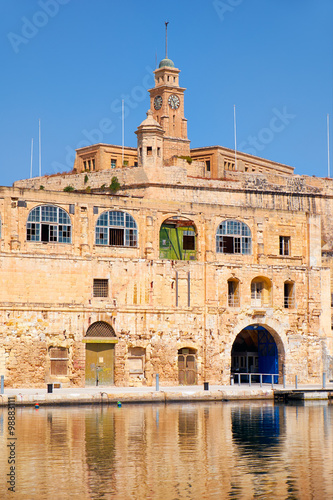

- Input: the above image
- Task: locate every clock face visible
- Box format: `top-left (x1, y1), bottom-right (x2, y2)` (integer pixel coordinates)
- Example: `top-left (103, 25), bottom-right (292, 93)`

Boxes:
top-left (168, 94), bottom-right (180, 109)
top-left (154, 95), bottom-right (163, 110)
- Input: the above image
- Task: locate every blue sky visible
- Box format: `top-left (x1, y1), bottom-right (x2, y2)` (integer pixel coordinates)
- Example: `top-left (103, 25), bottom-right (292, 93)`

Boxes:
top-left (1, 0), bottom-right (333, 186)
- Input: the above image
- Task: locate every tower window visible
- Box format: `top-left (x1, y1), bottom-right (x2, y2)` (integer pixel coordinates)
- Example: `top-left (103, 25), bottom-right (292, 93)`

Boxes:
top-left (157, 147), bottom-right (161, 157)
top-left (147, 147), bottom-right (152, 156)
top-left (111, 158), bottom-right (116, 169)
top-left (206, 160), bottom-right (211, 172)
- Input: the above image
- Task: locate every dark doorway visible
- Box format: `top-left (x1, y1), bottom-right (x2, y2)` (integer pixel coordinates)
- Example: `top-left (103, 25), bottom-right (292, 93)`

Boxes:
top-left (231, 326), bottom-right (278, 383)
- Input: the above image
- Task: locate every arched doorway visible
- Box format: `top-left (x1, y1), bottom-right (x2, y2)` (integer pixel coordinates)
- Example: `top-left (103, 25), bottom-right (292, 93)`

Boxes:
top-left (84, 321), bottom-right (118, 386)
top-left (178, 348), bottom-right (197, 385)
top-left (231, 325), bottom-right (279, 383)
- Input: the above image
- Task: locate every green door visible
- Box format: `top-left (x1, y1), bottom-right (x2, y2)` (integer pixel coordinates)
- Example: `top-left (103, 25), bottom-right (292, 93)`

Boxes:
top-left (85, 343), bottom-right (115, 386)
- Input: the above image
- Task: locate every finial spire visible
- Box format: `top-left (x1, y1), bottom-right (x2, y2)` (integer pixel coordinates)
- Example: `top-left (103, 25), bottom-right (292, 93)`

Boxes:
top-left (165, 21), bottom-right (169, 59)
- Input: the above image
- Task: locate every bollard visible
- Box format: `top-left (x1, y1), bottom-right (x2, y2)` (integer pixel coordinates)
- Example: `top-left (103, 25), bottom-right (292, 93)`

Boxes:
top-left (156, 373), bottom-right (159, 392)
top-left (283, 375), bottom-right (286, 389)
top-left (238, 373), bottom-right (241, 386)
top-left (271, 374), bottom-right (274, 389)
top-left (260, 374), bottom-right (262, 388)
top-left (204, 382), bottom-right (209, 391)
top-left (323, 372), bottom-right (326, 389)
top-left (249, 374), bottom-right (251, 387)
top-left (0, 375), bottom-right (4, 394)
top-left (295, 375), bottom-right (298, 389)
top-left (230, 375), bottom-right (234, 386)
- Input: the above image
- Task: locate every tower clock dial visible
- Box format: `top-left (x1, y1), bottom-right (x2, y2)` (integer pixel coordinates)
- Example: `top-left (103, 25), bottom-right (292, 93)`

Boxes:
top-left (168, 94), bottom-right (180, 109)
top-left (154, 95), bottom-right (163, 110)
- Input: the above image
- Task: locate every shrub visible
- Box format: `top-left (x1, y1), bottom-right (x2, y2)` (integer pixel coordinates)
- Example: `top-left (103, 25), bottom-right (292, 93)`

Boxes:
top-left (110, 176), bottom-right (121, 193)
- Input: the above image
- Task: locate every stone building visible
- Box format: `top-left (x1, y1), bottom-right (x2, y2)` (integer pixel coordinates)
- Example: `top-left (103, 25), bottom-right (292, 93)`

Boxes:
top-left (1, 54), bottom-right (333, 387)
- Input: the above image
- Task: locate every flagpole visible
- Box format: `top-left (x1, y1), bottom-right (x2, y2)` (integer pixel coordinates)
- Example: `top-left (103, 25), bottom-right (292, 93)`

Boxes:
top-left (39, 119), bottom-right (41, 177)
top-left (327, 114), bottom-right (330, 178)
top-left (122, 99), bottom-right (124, 166)
top-left (234, 105), bottom-right (237, 170)
top-left (30, 138), bottom-right (33, 178)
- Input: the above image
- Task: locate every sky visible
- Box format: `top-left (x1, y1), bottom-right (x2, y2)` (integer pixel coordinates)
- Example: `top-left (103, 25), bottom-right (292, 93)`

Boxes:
top-left (1, 0), bottom-right (333, 186)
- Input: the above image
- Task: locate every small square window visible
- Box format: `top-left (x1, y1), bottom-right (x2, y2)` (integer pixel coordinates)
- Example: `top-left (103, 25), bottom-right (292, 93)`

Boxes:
top-left (111, 159), bottom-right (117, 168)
top-left (93, 279), bottom-right (109, 298)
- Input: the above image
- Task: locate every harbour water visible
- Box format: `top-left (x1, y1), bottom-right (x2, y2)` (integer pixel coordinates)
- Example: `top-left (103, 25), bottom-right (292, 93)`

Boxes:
top-left (0, 401), bottom-right (332, 499)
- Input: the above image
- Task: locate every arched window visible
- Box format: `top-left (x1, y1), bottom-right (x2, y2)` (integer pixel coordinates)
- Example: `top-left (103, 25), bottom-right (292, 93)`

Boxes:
top-left (284, 281), bottom-right (295, 308)
top-left (95, 211), bottom-right (137, 247)
top-left (228, 278), bottom-right (240, 307)
top-left (251, 277), bottom-right (272, 307)
top-left (27, 205), bottom-right (71, 243)
top-left (216, 220), bottom-right (251, 254)
top-left (159, 217), bottom-right (196, 260)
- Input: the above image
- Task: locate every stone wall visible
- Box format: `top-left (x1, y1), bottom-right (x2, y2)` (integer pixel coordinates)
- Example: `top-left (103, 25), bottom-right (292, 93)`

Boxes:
top-left (0, 176), bottom-right (332, 387)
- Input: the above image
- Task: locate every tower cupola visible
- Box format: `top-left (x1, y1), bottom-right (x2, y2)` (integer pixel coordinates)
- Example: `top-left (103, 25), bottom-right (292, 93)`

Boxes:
top-left (135, 110), bottom-right (164, 168)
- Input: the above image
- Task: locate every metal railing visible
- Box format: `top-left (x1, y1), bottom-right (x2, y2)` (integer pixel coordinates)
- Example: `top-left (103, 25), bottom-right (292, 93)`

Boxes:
top-left (231, 372), bottom-right (279, 388)
top-left (228, 294), bottom-right (240, 307)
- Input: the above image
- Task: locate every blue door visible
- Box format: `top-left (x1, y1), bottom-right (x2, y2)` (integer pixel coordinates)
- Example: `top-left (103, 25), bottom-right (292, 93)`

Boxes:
top-left (258, 328), bottom-right (278, 383)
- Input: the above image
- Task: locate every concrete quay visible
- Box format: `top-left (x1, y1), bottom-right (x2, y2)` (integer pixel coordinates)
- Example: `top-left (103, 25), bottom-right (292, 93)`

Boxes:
top-left (1, 382), bottom-right (332, 407)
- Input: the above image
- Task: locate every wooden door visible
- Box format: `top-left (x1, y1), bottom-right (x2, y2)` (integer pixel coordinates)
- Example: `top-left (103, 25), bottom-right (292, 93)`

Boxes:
top-left (178, 351), bottom-right (196, 385)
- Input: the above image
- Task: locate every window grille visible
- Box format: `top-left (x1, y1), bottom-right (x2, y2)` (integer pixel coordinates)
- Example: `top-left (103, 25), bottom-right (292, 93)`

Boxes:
top-left (93, 279), bottom-right (109, 298)
top-left (85, 321), bottom-right (116, 337)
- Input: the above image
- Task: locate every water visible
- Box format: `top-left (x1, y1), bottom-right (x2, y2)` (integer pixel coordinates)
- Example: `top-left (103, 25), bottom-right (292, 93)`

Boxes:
top-left (0, 401), bottom-right (332, 499)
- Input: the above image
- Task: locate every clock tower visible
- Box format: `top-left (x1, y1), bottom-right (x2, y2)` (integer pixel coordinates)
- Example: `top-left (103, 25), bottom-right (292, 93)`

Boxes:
top-left (148, 57), bottom-right (190, 161)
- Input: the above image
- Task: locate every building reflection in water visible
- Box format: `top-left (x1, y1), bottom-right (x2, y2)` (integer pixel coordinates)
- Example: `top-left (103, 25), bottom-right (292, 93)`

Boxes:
top-left (85, 407), bottom-right (116, 498)
top-left (0, 402), bottom-right (331, 499)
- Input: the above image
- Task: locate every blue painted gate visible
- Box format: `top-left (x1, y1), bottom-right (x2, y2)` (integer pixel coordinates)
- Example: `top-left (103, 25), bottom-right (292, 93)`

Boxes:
top-left (258, 328), bottom-right (278, 383)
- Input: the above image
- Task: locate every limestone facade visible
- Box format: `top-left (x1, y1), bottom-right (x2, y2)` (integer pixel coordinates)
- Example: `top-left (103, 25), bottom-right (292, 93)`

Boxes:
top-left (1, 55), bottom-right (333, 387)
